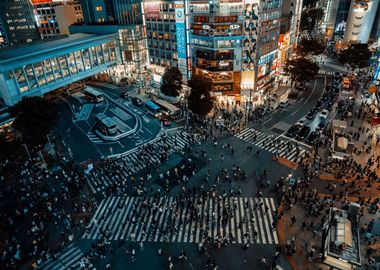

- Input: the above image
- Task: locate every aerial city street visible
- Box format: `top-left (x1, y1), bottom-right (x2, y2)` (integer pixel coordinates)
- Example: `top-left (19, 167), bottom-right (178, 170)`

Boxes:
top-left (0, 0), bottom-right (379, 269)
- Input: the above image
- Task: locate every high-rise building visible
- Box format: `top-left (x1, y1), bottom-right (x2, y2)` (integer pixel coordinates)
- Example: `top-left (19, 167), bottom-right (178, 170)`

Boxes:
top-left (34, 0), bottom-right (84, 39)
top-left (0, 0), bottom-right (40, 47)
top-left (324, 0), bottom-right (380, 43)
top-left (80, 0), bottom-right (142, 25)
top-left (143, 0), bottom-right (190, 80)
top-left (249, 0), bottom-right (282, 93)
top-left (343, 0), bottom-right (380, 43)
top-left (189, 0), bottom-right (243, 95)
top-left (188, 0), bottom-right (281, 100)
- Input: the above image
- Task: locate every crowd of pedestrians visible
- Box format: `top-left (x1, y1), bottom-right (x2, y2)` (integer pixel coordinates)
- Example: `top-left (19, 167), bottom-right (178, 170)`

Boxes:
top-left (0, 155), bottom-right (93, 269)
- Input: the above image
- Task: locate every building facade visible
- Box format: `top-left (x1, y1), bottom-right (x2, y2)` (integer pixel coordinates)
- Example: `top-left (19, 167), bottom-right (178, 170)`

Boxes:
top-left (143, 0), bottom-right (190, 79)
top-left (343, 0), bottom-right (380, 43)
top-left (189, 0), bottom-right (243, 96)
top-left (80, 0), bottom-right (142, 24)
top-left (0, 0), bottom-right (40, 47)
top-left (0, 33), bottom-right (121, 106)
top-left (34, 0), bottom-right (84, 39)
top-left (186, 0), bottom-right (281, 100)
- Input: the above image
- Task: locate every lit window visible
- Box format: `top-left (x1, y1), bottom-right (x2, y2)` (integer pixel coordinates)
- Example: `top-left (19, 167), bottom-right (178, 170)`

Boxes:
top-left (96, 6), bottom-right (103, 11)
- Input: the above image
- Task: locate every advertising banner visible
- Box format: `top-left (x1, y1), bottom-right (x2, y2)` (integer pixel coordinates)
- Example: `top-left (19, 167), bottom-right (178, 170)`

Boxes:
top-left (144, 3), bottom-right (160, 19)
top-left (175, 1), bottom-right (187, 73)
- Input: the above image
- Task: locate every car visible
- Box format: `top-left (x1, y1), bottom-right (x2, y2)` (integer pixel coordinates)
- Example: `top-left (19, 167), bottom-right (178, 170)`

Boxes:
top-left (120, 92), bottom-right (129, 99)
top-left (279, 100), bottom-right (290, 108)
top-left (318, 120), bottom-right (326, 129)
top-left (132, 97), bottom-right (143, 106)
top-left (286, 124), bottom-right (302, 138)
top-left (160, 117), bottom-right (171, 126)
top-left (296, 125), bottom-right (311, 141)
top-left (295, 85), bottom-right (306, 91)
top-left (319, 109), bottom-right (329, 119)
top-left (306, 131), bottom-right (318, 145)
top-left (326, 102), bottom-right (333, 110)
top-left (325, 85), bottom-right (331, 91)
top-left (306, 111), bottom-right (315, 120)
top-left (315, 100), bottom-right (322, 109)
top-left (297, 117), bottom-right (308, 125)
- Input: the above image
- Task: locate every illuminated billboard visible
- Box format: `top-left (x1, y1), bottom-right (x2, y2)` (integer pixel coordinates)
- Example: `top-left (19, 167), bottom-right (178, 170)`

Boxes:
top-left (144, 2), bottom-right (160, 19)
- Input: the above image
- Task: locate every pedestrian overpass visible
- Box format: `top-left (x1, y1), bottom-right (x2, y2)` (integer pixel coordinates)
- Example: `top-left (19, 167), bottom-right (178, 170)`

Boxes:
top-left (0, 33), bottom-right (122, 106)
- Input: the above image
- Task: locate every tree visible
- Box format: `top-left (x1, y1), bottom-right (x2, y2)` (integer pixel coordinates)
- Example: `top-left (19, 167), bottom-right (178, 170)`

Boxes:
top-left (160, 67), bottom-right (183, 97)
top-left (300, 8), bottom-right (324, 31)
top-left (187, 74), bottom-right (214, 117)
top-left (11, 96), bottom-right (58, 150)
top-left (284, 58), bottom-right (319, 85)
top-left (296, 38), bottom-right (326, 56)
top-left (338, 43), bottom-right (371, 69)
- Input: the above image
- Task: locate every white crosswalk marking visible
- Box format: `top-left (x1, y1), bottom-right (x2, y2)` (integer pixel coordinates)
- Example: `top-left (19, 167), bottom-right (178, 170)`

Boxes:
top-left (39, 244), bottom-right (95, 270)
top-left (85, 132), bottom-right (192, 193)
top-left (318, 70), bottom-right (335, 76)
top-left (83, 196), bottom-right (279, 245)
top-left (234, 128), bottom-right (308, 163)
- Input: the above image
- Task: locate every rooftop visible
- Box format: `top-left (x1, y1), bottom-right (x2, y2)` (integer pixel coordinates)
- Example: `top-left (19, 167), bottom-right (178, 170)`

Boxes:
top-left (0, 33), bottom-right (116, 62)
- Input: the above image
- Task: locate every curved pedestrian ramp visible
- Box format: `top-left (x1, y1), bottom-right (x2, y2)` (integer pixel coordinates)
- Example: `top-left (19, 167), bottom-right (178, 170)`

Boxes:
top-left (82, 196), bottom-right (279, 245)
top-left (39, 244), bottom-right (95, 270)
top-left (235, 128), bottom-right (307, 164)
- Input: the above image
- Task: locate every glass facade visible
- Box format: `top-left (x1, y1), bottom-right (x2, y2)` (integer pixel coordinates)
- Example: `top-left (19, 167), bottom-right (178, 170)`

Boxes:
top-left (0, 39), bottom-right (119, 104)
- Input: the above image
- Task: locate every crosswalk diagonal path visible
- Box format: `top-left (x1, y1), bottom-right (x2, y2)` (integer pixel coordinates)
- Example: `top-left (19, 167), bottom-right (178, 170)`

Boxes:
top-left (85, 132), bottom-right (191, 193)
top-left (39, 244), bottom-right (95, 270)
top-left (235, 128), bottom-right (307, 163)
top-left (82, 196), bottom-right (279, 245)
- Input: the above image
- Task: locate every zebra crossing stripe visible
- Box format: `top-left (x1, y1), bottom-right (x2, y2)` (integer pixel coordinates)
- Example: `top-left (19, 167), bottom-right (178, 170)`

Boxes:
top-left (40, 244), bottom-right (95, 270)
top-left (83, 196), bottom-right (279, 245)
top-left (234, 128), bottom-right (309, 164)
top-left (265, 198), bottom-right (279, 244)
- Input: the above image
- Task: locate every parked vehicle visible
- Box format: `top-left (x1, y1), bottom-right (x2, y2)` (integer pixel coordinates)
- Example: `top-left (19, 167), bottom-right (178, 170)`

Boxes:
top-left (132, 97), bottom-right (143, 106)
top-left (306, 131), bottom-right (318, 144)
top-left (296, 125), bottom-right (310, 141)
top-left (279, 100), bottom-right (290, 108)
top-left (319, 109), bottom-right (329, 119)
top-left (286, 124), bottom-right (302, 138)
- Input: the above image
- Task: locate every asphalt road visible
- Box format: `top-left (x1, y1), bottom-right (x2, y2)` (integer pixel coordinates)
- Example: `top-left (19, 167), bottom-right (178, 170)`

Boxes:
top-left (254, 75), bottom-right (328, 135)
top-left (54, 86), bottom-right (162, 163)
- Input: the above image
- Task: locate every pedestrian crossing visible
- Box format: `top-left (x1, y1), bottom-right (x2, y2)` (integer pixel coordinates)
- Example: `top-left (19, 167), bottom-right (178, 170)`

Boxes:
top-left (82, 196), bottom-right (279, 245)
top-left (85, 133), bottom-right (191, 193)
top-left (235, 128), bottom-right (307, 163)
top-left (318, 70), bottom-right (335, 76)
top-left (87, 131), bottom-right (103, 143)
top-left (39, 244), bottom-right (95, 270)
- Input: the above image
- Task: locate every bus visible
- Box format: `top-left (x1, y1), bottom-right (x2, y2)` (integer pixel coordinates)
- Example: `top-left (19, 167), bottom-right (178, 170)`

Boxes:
top-left (153, 99), bottom-right (180, 119)
top-left (83, 87), bottom-right (104, 103)
top-left (144, 100), bottom-right (162, 117)
top-left (95, 113), bottom-right (118, 136)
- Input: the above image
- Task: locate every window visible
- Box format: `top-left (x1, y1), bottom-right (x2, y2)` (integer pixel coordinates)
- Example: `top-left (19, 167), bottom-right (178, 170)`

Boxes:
top-left (96, 6), bottom-right (103, 11)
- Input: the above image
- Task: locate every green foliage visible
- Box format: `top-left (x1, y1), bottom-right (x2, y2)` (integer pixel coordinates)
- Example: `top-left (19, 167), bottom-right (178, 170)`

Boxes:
top-left (338, 43), bottom-right (371, 69)
top-left (284, 58), bottom-right (320, 84)
top-left (188, 74), bottom-right (214, 117)
top-left (300, 8), bottom-right (324, 31)
top-left (297, 38), bottom-right (326, 56)
top-left (160, 67), bottom-right (183, 97)
top-left (11, 96), bottom-right (58, 149)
